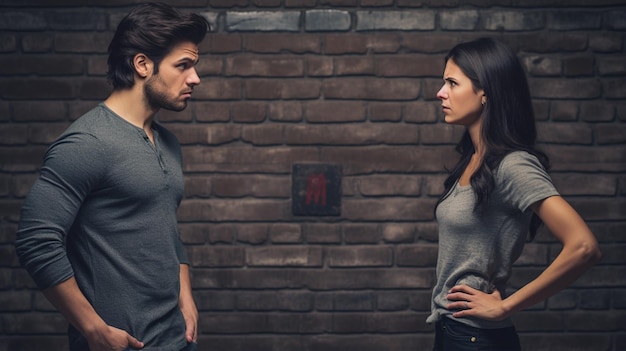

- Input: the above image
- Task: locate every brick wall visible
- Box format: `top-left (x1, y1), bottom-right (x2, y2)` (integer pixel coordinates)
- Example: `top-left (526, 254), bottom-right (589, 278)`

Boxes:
top-left (1, 1), bottom-right (625, 350)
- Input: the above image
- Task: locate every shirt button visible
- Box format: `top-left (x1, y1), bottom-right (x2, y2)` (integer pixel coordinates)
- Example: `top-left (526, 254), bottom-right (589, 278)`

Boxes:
top-left (470, 336), bottom-right (477, 343)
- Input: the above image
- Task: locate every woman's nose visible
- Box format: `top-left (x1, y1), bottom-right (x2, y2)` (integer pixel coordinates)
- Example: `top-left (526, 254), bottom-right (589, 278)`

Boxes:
top-left (436, 85), bottom-right (446, 100)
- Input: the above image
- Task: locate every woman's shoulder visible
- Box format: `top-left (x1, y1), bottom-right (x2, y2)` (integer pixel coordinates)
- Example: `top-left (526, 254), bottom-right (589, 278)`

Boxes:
top-left (499, 150), bottom-right (544, 171)
top-left (494, 150), bottom-right (550, 185)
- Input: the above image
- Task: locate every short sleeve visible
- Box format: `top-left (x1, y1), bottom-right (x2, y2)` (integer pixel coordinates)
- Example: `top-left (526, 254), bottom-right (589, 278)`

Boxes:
top-left (496, 151), bottom-right (560, 213)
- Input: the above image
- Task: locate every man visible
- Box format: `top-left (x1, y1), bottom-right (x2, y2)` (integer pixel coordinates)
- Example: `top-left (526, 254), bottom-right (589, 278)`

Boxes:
top-left (15, 3), bottom-right (209, 350)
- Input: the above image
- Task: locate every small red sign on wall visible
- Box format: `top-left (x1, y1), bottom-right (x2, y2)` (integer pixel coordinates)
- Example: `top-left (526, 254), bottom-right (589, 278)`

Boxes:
top-left (292, 164), bottom-right (341, 216)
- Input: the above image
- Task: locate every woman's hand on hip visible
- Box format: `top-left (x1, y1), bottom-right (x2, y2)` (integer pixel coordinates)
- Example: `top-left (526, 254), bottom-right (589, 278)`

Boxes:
top-left (446, 284), bottom-right (511, 321)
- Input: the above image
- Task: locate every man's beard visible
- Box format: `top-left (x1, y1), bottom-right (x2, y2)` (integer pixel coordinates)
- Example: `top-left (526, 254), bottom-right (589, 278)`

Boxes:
top-left (144, 75), bottom-right (187, 112)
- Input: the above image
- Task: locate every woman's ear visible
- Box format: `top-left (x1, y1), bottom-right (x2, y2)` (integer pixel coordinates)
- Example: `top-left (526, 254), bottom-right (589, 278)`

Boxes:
top-left (133, 53), bottom-right (152, 79)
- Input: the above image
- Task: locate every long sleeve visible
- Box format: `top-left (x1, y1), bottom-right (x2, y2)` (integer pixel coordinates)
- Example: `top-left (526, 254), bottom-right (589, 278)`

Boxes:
top-left (15, 132), bottom-right (106, 289)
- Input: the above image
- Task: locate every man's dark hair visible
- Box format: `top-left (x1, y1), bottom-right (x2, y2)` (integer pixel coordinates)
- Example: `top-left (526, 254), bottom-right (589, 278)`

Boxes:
top-left (107, 2), bottom-right (210, 89)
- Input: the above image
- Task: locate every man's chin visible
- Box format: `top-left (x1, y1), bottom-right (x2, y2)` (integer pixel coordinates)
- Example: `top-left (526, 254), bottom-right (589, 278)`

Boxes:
top-left (161, 102), bottom-right (188, 112)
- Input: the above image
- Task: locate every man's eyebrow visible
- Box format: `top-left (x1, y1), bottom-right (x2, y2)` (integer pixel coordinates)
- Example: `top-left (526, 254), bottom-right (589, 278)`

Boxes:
top-left (176, 56), bottom-right (199, 65)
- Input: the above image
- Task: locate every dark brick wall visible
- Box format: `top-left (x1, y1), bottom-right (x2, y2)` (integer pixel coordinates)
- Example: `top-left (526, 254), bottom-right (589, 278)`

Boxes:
top-left (1, 1), bottom-right (625, 350)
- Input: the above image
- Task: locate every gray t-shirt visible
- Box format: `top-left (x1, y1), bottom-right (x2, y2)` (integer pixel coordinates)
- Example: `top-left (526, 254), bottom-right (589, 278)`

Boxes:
top-left (427, 151), bottom-right (559, 329)
top-left (16, 103), bottom-right (189, 350)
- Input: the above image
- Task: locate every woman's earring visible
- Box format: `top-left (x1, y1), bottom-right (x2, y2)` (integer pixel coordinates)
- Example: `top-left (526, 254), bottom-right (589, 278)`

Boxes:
top-left (481, 99), bottom-right (486, 106)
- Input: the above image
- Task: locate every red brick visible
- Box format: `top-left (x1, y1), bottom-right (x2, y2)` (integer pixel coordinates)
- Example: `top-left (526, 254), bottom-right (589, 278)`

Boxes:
top-left (22, 33), bottom-right (54, 52)
top-left (285, 0), bottom-right (317, 6)
top-left (361, 0), bottom-right (393, 7)
top-left (550, 100), bottom-right (579, 121)
top-left (0, 125), bottom-right (27, 145)
top-left (2, 313), bottom-right (67, 334)
top-left (285, 124), bottom-right (418, 145)
top-left (396, 244), bottom-right (438, 267)
top-left (552, 174), bottom-right (616, 196)
top-left (247, 246), bottom-right (323, 267)
top-left (193, 290), bottom-right (236, 310)
top-left (87, 55), bottom-right (108, 76)
top-left (268, 101), bottom-right (303, 122)
top-left (184, 175), bottom-right (212, 198)
top-left (178, 199), bottom-right (290, 222)
top-left (304, 223), bottom-right (342, 244)
top-left (306, 56), bottom-right (334, 76)
top-left (405, 101), bottom-right (440, 124)
top-left (343, 198), bottom-right (436, 221)
top-left (212, 174), bottom-right (290, 198)
top-left (580, 101), bottom-right (615, 122)
top-left (236, 224), bottom-right (270, 244)
top-left (232, 102), bottom-right (266, 123)
top-left (323, 78), bottom-right (420, 100)
top-left (382, 223), bottom-right (416, 243)
top-left (193, 78), bottom-right (242, 100)
top-left (401, 33), bottom-right (458, 53)
top-left (568, 198), bottom-right (626, 221)
top-left (0, 78), bottom-right (75, 100)
top-left (320, 146), bottom-right (454, 173)
top-left (343, 223), bottom-right (379, 244)
top-left (594, 124), bottom-right (626, 144)
top-left (325, 34), bottom-right (368, 54)
top-left (242, 124), bottom-right (284, 145)
top-left (537, 122), bottom-right (593, 144)
top-left (421, 124), bottom-right (465, 144)
top-left (182, 146), bottom-right (319, 173)
top-left (54, 32), bottom-right (112, 53)
top-left (356, 174), bottom-right (421, 196)
top-left (530, 78), bottom-right (602, 99)
top-left (243, 33), bottom-right (321, 54)
top-left (28, 123), bottom-right (69, 144)
top-left (270, 223), bottom-right (302, 243)
top-left (5, 336), bottom-right (68, 351)
top-left (208, 34), bottom-right (242, 54)
top-left (208, 224), bottom-right (236, 244)
top-left (0, 33), bottom-right (17, 52)
top-left (422, 78), bottom-right (443, 100)
top-left (320, 0), bottom-right (357, 5)
top-left (245, 79), bottom-right (321, 99)
top-left (377, 55), bottom-right (443, 77)
top-left (543, 145), bottom-right (626, 172)
top-left (225, 56), bottom-right (304, 77)
top-left (196, 56), bottom-right (223, 76)
top-left (369, 103), bottom-right (402, 122)
top-left (303, 101), bottom-right (366, 123)
top-left (252, 0), bottom-right (282, 7)
top-left (334, 57), bottom-right (375, 76)
top-left (187, 246), bottom-right (245, 267)
top-left (208, 0), bottom-right (249, 7)
top-left (178, 223), bottom-right (210, 244)
top-left (0, 146), bottom-right (46, 172)
top-left (327, 246), bottom-right (392, 267)
top-left (194, 102), bottom-right (231, 122)
top-left (564, 55), bottom-right (595, 76)
top-left (0, 55), bottom-right (83, 75)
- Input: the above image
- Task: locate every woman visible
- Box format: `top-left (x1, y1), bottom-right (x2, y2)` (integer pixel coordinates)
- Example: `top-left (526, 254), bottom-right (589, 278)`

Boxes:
top-left (427, 37), bottom-right (601, 351)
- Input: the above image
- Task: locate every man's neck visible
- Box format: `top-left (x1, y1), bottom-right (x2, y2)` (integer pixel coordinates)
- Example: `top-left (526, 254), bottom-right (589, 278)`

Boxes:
top-left (104, 88), bottom-right (157, 132)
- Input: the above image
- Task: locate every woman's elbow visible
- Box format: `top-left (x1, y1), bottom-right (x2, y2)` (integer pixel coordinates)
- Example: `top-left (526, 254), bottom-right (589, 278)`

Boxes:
top-left (579, 239), bottom-right (602, 267)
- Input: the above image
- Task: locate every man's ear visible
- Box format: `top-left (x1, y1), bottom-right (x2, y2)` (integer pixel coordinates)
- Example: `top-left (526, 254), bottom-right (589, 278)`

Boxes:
top-left (133, 53), bottom-right (153, 79)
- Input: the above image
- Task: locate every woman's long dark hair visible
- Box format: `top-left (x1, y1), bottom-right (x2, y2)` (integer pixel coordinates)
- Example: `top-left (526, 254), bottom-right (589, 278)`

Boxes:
top-left (436, 38), bottom-right (550, 240)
